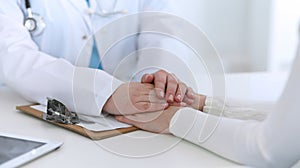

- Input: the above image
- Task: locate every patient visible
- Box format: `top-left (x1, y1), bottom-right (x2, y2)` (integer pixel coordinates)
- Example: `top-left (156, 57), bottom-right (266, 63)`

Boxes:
top-left (116, 33), bottom-right (300, 168)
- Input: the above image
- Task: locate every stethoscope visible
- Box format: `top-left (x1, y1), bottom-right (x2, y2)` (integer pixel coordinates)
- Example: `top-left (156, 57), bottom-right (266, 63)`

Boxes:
top-left (24, 0), bottom-right (46, 36)
top-left (24, 0), bottom-right (127, 35)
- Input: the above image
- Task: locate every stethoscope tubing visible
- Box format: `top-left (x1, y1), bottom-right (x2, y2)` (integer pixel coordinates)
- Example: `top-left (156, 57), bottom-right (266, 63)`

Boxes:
top-left (23, 0), bottom-right (126, 34)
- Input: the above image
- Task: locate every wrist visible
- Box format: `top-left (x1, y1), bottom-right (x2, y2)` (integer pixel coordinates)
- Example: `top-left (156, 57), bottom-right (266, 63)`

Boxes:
top-left (190, 94), bottom-right (206, 111)
top-left (198, 95), bottom-right (206, 111)
top-left (103, 95), bottom-right (115, 114)
top-left (102, 84), bottom-right (124, 115)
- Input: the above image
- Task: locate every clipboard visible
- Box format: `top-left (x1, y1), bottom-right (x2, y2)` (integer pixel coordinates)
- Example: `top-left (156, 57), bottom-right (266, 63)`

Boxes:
top-left (16, 104), bottom-right (138, 140)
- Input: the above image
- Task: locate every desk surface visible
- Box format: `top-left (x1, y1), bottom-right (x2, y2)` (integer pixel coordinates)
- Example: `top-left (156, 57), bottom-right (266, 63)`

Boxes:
top-left (0, 72), bottom-right (295, 168)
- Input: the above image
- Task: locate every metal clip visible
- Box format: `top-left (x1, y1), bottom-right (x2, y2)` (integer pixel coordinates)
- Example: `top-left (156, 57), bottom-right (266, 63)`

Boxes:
top-left (43, 98), bottom-right (80, 124)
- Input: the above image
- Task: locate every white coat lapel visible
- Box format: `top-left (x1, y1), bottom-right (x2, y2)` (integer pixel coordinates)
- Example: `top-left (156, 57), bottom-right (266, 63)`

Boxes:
top-left (68, 0), bottom-right (93, 33)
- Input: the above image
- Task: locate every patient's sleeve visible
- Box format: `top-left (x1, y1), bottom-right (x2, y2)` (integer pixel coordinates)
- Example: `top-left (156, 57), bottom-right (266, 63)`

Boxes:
top-left (170, 106), bottom-right (300, 168)
top-left (170, 109), bottom-right (269, 167)
top-left (169, 46), bottom-right (300, 167)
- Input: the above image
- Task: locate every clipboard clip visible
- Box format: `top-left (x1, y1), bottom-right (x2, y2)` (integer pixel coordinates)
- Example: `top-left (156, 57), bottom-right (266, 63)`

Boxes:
top-left (43, 98), bottom-right (80, 125)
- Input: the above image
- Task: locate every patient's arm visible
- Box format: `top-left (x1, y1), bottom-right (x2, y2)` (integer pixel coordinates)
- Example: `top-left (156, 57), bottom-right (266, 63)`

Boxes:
top-left (173, 91), bottom-right (274, 121)
top-left (117, 47), bottom-right (300, 167)
top-left (116, 101), bottom-right (300, 168)
top-left (202, 97), bottom-right (275, 121)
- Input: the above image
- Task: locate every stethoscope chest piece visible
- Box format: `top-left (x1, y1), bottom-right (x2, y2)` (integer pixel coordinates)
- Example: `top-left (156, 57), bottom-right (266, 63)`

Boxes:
top-left (24, 13), bottom-right (46, 36)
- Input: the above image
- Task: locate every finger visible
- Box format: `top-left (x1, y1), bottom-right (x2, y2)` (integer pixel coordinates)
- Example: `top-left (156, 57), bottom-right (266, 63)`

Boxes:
top-left (115, 116), bottom-right (136, 125)
top-left (141, 74), bottom-right (154, 83)
top-left (135, 102), bottom-right (168, 113)
top-left (186, 87), bottom-right (195, 99)
top-left (127, 112), bottom-right (162, 123)
top-left (134, 93), bottom-right (167, 104)
top-left (175, 82), bottom-right (187, 102)
top-left (183, 96), bottom-right (194, 105)
top-left (129, 83), bottom-right (154, 96)
top-left (154, 70), bottom-right (168, 98)
top-left (165, 74), bottom-right (178, 103)
top-left (115, 115), bottom-right (148, 130)
top-left (130, 82), bottom-right (154, 90)
top-left (169, 102), bottom-right (187, 107)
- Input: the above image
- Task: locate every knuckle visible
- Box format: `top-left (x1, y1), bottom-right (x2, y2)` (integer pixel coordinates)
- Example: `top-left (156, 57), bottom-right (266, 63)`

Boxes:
top-left (176, 86), bottom-right (182, 92)
top-left (155, 70), bottom-right (167, 79)
top-left (168, 74), bottom-right (179, 83)
top-left (155, 81), bottom-right (166, 88)
top-left (145, 84), bottom-right (155, 89)
top-left (179, 82), bottom-right (187, 88)
top-left (168, 77), bottom-right (177, 84)
top-left (131, 95), bottom-right (138, 103)
top-left (154, 74), bottom-right (163, 81)
top-left (179, 83), bottom-right (187, 92)
top-left (141, 103), bottom-right (150, 111)
top-left (157, 69), bottom-right (166, 74)
top-left (155, 73), bottom-right (165, 81)
top-left (169, 73), bottom-right (177, 79)
top-left (167, 87), bottom-right (177, 94)
top-left (141, 74), bottom-right (148, 80)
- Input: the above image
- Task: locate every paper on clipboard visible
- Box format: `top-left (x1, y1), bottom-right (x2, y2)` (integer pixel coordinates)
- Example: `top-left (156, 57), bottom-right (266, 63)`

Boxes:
top-left (31, 105), bottom-right (131, 132)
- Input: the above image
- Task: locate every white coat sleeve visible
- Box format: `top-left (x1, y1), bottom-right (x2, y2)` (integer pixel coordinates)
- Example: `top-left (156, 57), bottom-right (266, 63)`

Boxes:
top-left (0, 5), bottom-right (123, 116)
top-left (169, 47), bottom-right (300, 167)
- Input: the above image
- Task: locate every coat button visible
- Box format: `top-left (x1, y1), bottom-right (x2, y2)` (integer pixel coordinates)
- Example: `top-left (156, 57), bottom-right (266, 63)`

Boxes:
top-left (82, 35), bottom-right (87, 40)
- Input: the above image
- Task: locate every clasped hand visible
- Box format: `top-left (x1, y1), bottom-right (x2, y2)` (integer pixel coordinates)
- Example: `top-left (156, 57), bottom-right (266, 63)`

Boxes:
top-left (103, 70), bottom-right (206, 134)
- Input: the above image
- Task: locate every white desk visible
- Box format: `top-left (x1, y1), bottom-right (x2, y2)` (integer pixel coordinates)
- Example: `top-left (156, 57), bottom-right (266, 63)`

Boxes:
top-left (0, 72), bottom-right (296, 168)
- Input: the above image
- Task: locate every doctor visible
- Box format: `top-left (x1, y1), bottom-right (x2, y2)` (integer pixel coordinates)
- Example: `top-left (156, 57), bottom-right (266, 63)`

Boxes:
top-left (0, 0), bottom-right (197, 117)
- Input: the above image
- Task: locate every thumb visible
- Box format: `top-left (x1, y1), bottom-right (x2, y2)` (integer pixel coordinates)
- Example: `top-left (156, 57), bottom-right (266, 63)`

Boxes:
top-left (141, 74), bottom-right (154, 83)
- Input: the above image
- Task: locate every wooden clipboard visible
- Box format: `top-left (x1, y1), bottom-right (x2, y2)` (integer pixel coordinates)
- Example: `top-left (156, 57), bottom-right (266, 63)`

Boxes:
top-left (16, 104), bottom-right (138, 140)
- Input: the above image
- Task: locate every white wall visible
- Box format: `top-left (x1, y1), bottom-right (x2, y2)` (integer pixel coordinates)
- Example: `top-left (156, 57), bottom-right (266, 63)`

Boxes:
top-left (248, 0), bottom-right (272, 71)
top-left (268, 0), bottom-right (300, 71)
top-left (173, 0), bottom-right (272, 72)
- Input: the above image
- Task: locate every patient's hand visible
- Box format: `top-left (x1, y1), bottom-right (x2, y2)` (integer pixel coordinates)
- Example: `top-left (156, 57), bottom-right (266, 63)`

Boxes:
top-left (115, 93), bottom-right (207, 133)
top-left (142, 70), bottom-right (206, 111)
top-left (103, 83), bottom-right (168, 115)
top-left (186, 93), bottom-right (206, 111)
top-left (115, 106), bottom-right (180, 134)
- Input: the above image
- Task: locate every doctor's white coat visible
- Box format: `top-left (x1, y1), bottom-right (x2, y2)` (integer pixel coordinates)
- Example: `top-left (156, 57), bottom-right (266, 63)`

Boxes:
top-left (0, 0), bottom-right (193, 116)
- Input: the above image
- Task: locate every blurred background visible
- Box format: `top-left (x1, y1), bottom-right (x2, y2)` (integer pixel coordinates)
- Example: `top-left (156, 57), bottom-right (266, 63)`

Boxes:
top-left (173, 0), bottom-right (300, 73)
top-left (1, 0), bottom-right (300, 86)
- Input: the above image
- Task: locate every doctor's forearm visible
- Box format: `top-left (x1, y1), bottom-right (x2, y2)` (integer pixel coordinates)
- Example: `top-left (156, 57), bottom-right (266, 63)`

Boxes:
top-left (0, 14), bottom-right (125, 116)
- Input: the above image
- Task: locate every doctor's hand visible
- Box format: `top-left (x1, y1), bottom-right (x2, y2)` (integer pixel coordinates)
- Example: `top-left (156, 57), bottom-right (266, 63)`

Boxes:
top-left (103, 83), bottom-right (169, 115)
top-left (115, 106), bottom-right (180, 134)
top-left (141, 70), bottom-right (195, 105)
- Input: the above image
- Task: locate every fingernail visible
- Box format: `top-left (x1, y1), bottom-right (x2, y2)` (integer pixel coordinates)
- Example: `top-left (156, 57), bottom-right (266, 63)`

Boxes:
top-left (176, 95), bottom-right (181, 101)
top-left (180, 102), bottom-right (187, 107)
top-left (159, 91), bottom-right (165, 98)
top-left (164, 103), bottom-right (169, 108)
top-left (115, 116), bottom-right (122, 121)
top-left (189, 92), bottom-right (194, 98)
top-left (168, 95), bottom-right (174, 101)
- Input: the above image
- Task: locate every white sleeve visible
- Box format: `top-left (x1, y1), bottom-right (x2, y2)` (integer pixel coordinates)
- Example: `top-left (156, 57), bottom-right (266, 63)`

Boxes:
top-left (169, 48), bottom-right (300, 167)
top-left (170, 107), bottom-right (300, 168)
top-left (0, 8), bottom-right (123, 116)
top-left (169, 108), bottom-right (270, 167)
